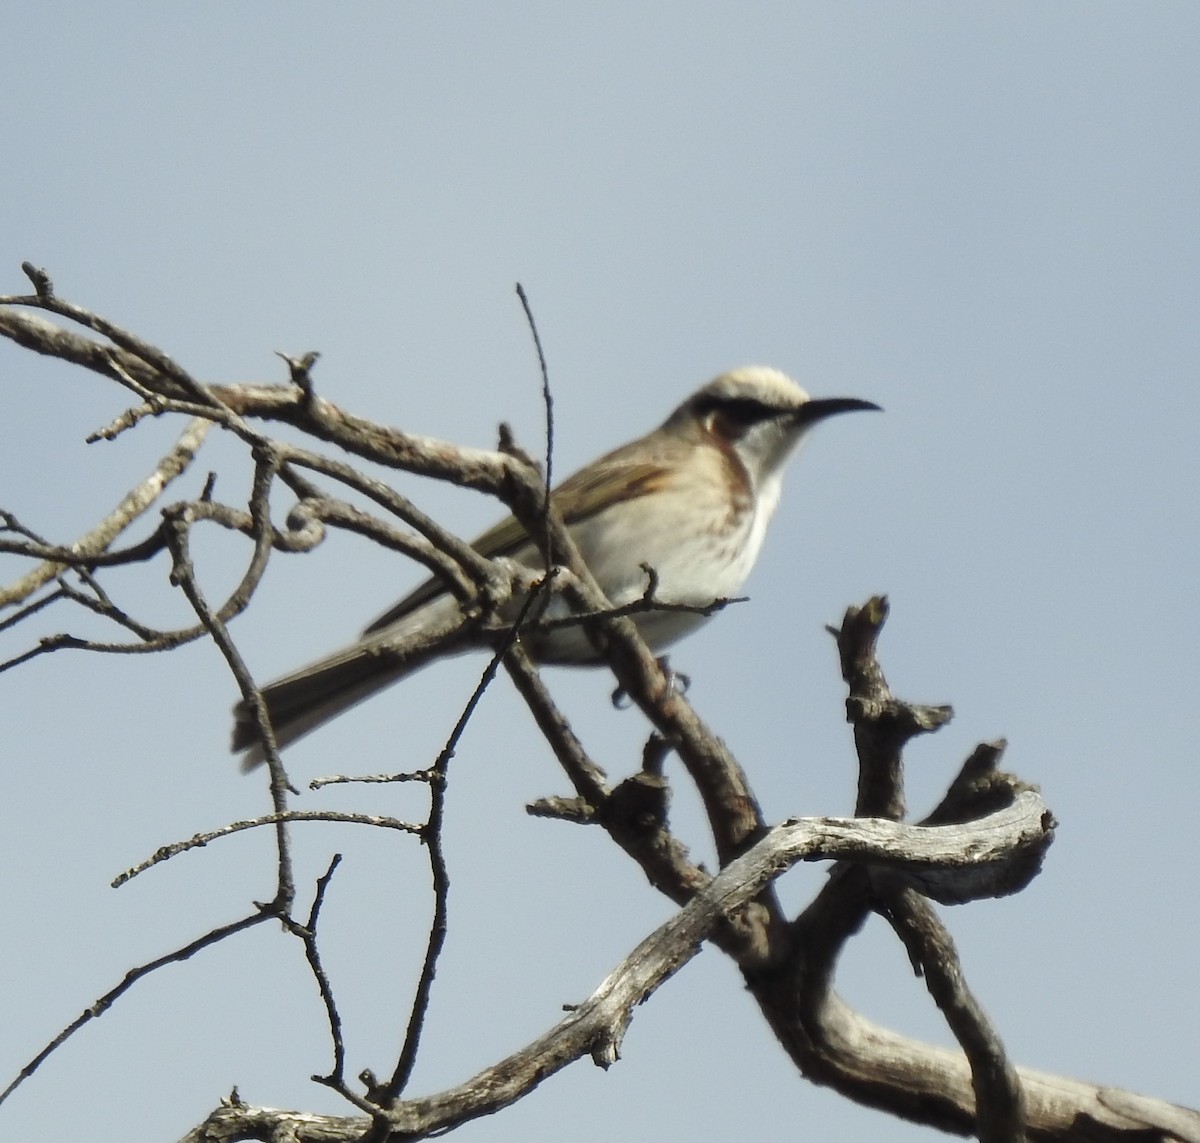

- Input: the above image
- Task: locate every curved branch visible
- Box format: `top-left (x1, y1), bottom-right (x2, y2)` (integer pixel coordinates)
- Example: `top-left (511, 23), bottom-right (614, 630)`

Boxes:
top-left (5, 288), bottom-right (1192, 1143)
top-left (177, 797), bottom-right (1152, 1143)
top-left (0, 417), bottom-right (210, 608)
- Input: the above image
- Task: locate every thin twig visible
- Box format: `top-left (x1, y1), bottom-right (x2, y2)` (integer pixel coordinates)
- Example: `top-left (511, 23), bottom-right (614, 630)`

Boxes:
top-left (113, 811), bottom-right (422, 888)
top-left (0, 911), bottom-right (272, 1109)
top-left (515, 282), bottom-right (554, 564)
top-left (292, 854), bottom-right (385, 1128)
top-left (374, 585), bottom-right (552, 1105)
top-left (12, 265), bottom-right (226, 412)
top-left (162, 507), bottom-right (297, 906)
top-left (310, 769), bottom-right (437, 790)
top-left (278, 442), bottom-right (502, 604)
top-left (54, 578), bottom-right (166, 641)
top-left (302, 855), bottom-right (349, 1084)
top-left (0, 418), bottom-right (210, 608)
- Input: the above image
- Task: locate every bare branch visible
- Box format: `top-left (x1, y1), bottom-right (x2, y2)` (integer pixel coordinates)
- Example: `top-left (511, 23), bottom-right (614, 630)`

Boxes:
top-left (112, 811), bottom-right (422, 888)
top-left (503, 640), bottom-right (611, 806)
top-left (0, 417), bottom-right (210, 608)
top-left (0, 307), bottom-right (165, 394)
top-left (514, 281), bottom-right (555, 565)
top-left (8, 267), bottom-right (222, 409)
top-left (745, 601), bottom-right (1055, 1139)
top-left (274, 441), bottom-right (497, 603)
top-left (300, 855), bottom-right (348, 1085)
top-left (212, 376), bottom-right (533, 500)
top-left (182, 796), bottom-right (1060, 1141)
top-left (0, 911), bottom-right (272, 1110)
top-left (373, 582), bottom-right (562, 1106)
top-left (293, 856), bottom-right (388, 1127)
top-left (161, 505), bottom-right (297, 907)
top-left (831, 595), bottom-right (953, 820)
top-left (310, 769), bottom-right (437, 790)
top-left (5, 283), bottom-right (1191, 1143)
top-left (880, 888), bottom-right (1026, 1143)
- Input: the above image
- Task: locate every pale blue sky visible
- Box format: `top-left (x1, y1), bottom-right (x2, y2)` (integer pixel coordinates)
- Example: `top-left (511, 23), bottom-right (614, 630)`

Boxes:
top-left (2, 5), bottom-right (1197, 1141)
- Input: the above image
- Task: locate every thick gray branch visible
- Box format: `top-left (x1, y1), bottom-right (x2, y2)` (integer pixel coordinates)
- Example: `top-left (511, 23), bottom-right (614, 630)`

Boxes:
top-left (183, 793), bottom-right (1065, 1141)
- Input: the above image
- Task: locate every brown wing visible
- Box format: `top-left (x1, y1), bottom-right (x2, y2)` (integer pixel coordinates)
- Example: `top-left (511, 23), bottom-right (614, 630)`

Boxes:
top-left (362, 447), bottom-right (671, 636)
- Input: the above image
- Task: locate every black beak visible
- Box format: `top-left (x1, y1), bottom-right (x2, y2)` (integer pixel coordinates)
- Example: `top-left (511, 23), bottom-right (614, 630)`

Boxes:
top-left (794, 396), bottom-right (882, 425)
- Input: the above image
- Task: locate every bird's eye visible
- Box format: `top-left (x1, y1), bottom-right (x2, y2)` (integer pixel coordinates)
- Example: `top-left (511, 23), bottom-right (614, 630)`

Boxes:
top-left (719, 398), bottom-right (773, 425)
top-left (699, 396), bottom-right (775, 439)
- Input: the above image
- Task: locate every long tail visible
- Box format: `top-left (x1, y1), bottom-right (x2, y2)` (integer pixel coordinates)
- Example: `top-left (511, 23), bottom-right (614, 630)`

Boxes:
top-left (232, 597), bottom-right (472, 769)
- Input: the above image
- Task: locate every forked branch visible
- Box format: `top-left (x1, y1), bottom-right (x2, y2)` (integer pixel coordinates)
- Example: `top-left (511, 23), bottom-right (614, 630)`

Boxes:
top-left (1, 275), bottom-right (1194, 1143)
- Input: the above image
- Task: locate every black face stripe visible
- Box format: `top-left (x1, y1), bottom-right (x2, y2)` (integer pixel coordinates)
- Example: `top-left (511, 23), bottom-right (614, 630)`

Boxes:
top-left (693, 394), bottom-right (786, 425)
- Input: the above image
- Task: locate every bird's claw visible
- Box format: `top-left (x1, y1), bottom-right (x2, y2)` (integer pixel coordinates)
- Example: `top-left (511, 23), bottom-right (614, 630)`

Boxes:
top-left (610, 657), bottom-right (690, 709)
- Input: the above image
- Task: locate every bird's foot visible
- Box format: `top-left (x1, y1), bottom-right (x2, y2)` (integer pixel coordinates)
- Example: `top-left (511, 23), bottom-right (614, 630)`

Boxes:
top-left (610, 656), bottom-right (691, 709)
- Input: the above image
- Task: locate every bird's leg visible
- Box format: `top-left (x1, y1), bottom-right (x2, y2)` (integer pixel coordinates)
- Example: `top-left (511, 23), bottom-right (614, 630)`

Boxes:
top-left (610, 656), bottom-right (691, 709)
top-left (660, 656), bottom-right (692, 696)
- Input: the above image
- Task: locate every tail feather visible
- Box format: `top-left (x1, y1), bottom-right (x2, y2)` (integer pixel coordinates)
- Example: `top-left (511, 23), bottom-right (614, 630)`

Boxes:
top-left (233, 651), bottom-right (410, 769)
top-left (232, 598), bottom-right (473, 769)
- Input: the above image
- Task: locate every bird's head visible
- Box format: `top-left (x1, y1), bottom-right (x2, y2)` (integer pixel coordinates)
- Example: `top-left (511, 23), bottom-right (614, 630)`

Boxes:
top-left (665, 366), bottom-right (880, 490)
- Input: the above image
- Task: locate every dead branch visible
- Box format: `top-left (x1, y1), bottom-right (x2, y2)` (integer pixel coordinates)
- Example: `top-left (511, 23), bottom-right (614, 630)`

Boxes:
top-left (3, 277), bottom-right (1194, 1143)
top-left (181, 793), bottom-right (1060, 1142)
top-left (0, 417), bottom-right (210, 607)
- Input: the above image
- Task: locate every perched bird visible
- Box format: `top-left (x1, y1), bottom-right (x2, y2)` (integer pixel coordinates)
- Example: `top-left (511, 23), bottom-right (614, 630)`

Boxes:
top-left (233, 367), bottom-right (879, 766)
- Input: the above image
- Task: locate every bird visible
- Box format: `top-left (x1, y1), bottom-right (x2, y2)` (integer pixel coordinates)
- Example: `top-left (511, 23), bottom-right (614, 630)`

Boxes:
top-left (232, 366), bottom-right (879, 767)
